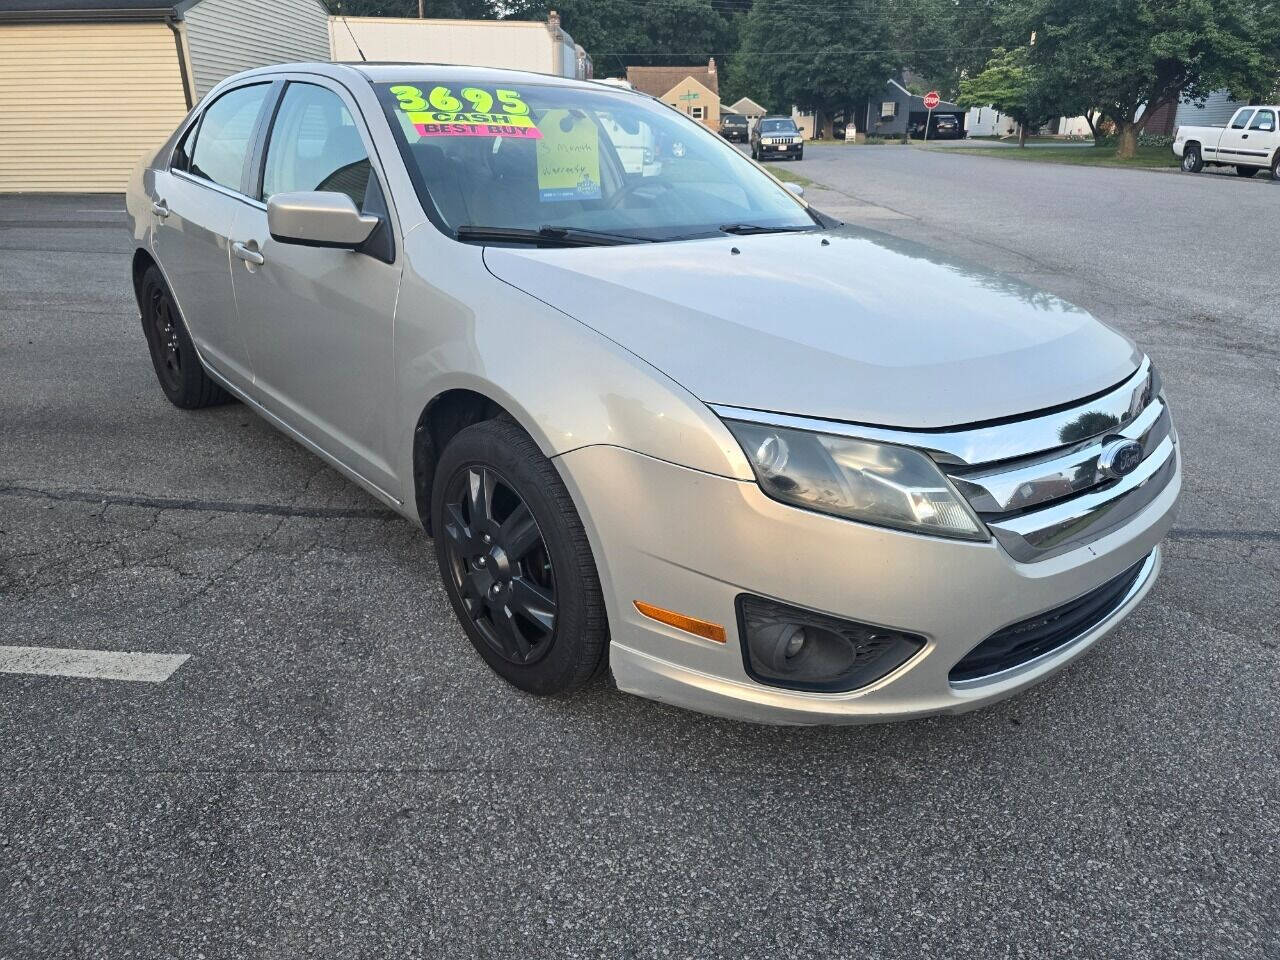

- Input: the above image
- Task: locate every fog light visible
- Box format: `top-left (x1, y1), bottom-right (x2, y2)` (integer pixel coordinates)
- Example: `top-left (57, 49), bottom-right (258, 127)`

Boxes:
top-left (737, 595), bottom-right (925, 692)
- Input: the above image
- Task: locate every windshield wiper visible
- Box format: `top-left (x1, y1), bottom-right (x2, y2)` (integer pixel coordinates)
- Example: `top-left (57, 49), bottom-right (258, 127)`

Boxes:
top-left (455, 225), bottom-right (651, 247)
top-left (718, 223), bottom-right (815, 236)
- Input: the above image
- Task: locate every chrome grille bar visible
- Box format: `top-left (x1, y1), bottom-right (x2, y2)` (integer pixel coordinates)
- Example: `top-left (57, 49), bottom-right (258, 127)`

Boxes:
top-left (948, 398), bottom-right (1170, 515)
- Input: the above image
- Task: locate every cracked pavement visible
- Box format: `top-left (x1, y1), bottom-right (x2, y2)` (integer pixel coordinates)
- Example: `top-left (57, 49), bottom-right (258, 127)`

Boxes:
top-left (2, 167), bottom-right (1278, 959)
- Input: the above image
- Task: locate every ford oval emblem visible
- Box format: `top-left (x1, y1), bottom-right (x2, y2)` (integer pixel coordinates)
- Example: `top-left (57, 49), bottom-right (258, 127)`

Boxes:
top-left (1098, 439), bottom-right (1144, 479)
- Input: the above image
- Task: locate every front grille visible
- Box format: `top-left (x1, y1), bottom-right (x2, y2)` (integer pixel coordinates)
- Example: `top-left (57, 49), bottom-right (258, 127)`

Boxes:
top-left (949, 554), bottom-right (1149, 685)
top-left (940, 359), bottom-right (1177, 562)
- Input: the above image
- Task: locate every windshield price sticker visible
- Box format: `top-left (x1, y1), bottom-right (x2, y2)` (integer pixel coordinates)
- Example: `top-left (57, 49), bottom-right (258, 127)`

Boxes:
top-left (536, 110), bottom-right (601, 201)
top-left (391, 84), bottom-right (543, 139)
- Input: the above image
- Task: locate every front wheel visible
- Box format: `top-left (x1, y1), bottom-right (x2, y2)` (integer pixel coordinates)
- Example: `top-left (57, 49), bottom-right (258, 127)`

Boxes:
top-left (1181, 144), bottom-right (1203, 173)
top-left (1271, 153), bottom-right (1280, 181)
top-left (431, 418), bottom-right (608, 695)
top-left (1236, 165), bottom-right (1259, 178)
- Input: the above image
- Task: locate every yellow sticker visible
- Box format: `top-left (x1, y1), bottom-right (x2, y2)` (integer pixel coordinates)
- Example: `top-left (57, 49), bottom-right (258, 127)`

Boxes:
top-left (536, 111), bottom-right (601, 202)
top-left (392, 85), bottom-right (541, 138)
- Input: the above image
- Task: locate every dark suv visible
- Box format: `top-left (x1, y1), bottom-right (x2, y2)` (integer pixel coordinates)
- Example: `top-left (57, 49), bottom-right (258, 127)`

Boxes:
top-left (720, 114), bottom-right (749, 142)
top-left (750, 116), bottom-right (803, 161)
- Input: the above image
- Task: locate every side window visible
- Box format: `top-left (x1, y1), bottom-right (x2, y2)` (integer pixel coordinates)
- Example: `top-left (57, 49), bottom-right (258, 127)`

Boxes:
top-left (1230, 109), bottom-right (1255, 130)
top-left (1248, 109), bottom-right (1275, 132)
top-left (189, 84), bottom-right (270, 192)
top-left (171, 120), bottom-right (198, 172)
top-left (262, 83), bottom-right (372, 209)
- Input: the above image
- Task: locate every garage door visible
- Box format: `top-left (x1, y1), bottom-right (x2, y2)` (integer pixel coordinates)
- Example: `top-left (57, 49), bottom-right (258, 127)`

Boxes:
top-left (0, 23), bottom-right (189, 192)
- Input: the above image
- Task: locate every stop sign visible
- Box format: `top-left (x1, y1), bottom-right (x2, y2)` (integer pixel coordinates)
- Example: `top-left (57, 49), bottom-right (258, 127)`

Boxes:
top-left (923, 90), bottom-right (941, 110)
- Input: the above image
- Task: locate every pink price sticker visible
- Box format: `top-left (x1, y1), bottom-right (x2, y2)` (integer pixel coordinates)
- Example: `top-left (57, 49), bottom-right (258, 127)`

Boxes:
top-left (414, 122), bottom-right (543, 139)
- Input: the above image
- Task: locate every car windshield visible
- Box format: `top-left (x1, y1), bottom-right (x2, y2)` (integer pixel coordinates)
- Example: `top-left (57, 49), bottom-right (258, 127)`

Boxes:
top-left (724, 116), bottom-right (746, 125)
top-left (760, 119), bottom-right (797, 134)
top-left (374, 79), bottom-right (816, 243)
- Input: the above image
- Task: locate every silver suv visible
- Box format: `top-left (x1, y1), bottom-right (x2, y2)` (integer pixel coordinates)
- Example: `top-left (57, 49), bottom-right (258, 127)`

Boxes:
top-left (126, 64), bottom-right (1180, 724)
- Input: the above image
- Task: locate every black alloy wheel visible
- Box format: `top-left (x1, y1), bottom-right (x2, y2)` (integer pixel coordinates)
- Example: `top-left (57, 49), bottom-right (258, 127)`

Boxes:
top-left (139, 265), bottom-right (229, 409)
top-left (147, 283), bottom-right (184, 396)
top-left (440, 463), bottom-right (557, 667)
top-left (431, 418), bottom-right (608, 695)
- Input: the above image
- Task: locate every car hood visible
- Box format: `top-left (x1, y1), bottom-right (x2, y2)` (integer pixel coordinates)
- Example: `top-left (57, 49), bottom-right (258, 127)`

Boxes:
top-left (482, 226), bottom-right (1140, 429)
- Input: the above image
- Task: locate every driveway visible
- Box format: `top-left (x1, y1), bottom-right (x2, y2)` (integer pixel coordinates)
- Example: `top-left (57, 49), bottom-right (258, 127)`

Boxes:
top-left (2, 173), bottom-right (1277, 958)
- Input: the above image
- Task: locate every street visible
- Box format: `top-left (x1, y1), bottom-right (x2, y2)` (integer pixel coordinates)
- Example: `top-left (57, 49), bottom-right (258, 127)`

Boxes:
top-left (3, 146), bottom-right (1278, 958)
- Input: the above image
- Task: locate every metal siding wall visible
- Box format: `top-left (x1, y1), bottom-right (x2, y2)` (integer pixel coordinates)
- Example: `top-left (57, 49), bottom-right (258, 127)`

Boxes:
top-left (0, 23), bottom-right (188, 192)
top-left (185, 0), bottom-right (330, 100)
top-left (1176, 90), bottom-right (1242, 128)
top-left (328, 18), bottom-right (553, 74)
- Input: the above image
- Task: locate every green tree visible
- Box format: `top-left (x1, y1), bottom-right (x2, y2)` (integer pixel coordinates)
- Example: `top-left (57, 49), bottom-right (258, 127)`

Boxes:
top-left (1020, 0), bottom-right (1280, 158)
top-left (734, 0), bottom-right (902, 136)
top-left (957, 46), bottom-right (1058, 146)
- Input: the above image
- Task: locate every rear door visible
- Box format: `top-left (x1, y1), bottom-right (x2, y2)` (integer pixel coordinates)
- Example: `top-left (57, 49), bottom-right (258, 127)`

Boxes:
top-left (151, 80), bottom-right (274, 391)
top-left (229, 76), bottom-right (403, 495)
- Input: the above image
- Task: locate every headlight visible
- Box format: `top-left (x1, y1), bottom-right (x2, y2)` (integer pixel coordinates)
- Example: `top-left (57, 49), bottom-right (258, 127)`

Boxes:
top-left (724, 420), bottom-right (987, 540)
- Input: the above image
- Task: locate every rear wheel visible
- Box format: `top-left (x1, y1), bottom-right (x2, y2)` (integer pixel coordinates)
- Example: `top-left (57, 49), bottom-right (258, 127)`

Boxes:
top-left (1236, 165), bottom-right (1259, 178)
top-left (1272, 153), bottom-right (1280, 181)
top-left (1181, 144), bottom-right (1203, 173)
top-left (139, 265), bottom-right (230, 409)
top-left (431, 418), bottom-right (608, 695)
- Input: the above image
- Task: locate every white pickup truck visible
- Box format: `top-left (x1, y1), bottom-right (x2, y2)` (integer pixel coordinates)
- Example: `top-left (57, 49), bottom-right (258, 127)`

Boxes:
top-left (1174, 105), bottom-right (1280, 179)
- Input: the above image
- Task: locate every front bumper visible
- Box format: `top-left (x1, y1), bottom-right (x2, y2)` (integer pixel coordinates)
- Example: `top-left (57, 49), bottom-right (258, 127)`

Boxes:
top-left (555, 443), bottom-right (1180, 725)
top-left (760, 142), bottom-right (802, 155)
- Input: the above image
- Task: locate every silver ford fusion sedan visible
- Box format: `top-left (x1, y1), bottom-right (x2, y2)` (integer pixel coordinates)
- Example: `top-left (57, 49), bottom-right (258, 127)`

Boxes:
top-left (125, 63), bottom-right (1181, 724)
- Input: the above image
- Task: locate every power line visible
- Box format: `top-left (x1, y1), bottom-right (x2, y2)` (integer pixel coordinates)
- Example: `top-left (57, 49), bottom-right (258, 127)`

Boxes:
top-left (594, 44), bottom-right (1000, 55)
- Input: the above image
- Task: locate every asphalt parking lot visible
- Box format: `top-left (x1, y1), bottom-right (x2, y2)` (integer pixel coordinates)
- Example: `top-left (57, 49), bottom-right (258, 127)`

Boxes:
top-left (3, 147), bottom-right (1278, 958)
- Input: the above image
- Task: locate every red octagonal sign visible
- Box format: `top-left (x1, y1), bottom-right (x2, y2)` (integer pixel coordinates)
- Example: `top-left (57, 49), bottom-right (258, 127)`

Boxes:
top-left (923, 90), bottom-right (941, 110)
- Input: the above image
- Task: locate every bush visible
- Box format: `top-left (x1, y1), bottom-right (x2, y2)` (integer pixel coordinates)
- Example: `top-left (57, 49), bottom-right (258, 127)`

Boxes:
top-left (1095, 132), bottom-right (1174, 148)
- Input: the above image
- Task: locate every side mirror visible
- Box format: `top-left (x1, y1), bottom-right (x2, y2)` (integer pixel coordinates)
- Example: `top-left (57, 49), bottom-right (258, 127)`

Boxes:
top-left (784, 182), bottom-right (805, 198)
top-left (267, 191), bottom-right (379, 249)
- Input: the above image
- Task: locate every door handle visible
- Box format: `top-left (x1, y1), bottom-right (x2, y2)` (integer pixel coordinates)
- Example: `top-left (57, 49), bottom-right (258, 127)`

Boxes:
top-left (232, 241), bottom-right (265, 266)
top-left (151, 199), bottom-right (170, 218)
top-left (1242, 133), bottom-right (1249, 139)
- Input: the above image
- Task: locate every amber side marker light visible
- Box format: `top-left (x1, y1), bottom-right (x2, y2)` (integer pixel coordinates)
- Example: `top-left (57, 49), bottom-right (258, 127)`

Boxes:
top-left (634, 601), bottom-right (727, 644)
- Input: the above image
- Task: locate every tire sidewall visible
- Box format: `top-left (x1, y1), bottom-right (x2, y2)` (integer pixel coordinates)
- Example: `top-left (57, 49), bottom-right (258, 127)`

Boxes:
top-left (431, 420), bottom-right (604, 695)
top-left (1182, 146), bottom-right (1202, 173)
top-left (140, 266), bottom-right (192, 405)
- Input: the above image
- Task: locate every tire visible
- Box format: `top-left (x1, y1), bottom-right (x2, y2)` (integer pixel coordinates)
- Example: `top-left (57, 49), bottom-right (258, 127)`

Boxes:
top-left (1235, 165), bottom-right (1259, 178)
top-left (431, 418), bottom-right (608, 696)
top-left (1181, 143), bottom-right (1203, 173)
top-left (1272, 153), bottom-right (1280, 181)
top-left (796, 150), bottom-right (804, 161)
top-left (139, 264), bottom-right (230, 409)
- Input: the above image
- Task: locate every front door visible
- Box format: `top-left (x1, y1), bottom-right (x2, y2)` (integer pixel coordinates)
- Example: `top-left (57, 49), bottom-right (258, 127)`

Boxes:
top-left (229, 79), bottom-right (402, 495)
top-left (151, 81), bottom-right (273, 392)
top-left (1214, 108), bottom-right (1256, 165)
top-left (1245, 108), bottom-right (1278, 167)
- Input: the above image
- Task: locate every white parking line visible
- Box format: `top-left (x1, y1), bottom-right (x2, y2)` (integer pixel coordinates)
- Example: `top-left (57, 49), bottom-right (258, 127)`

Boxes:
top-left (0, 646), bottom-right (190, 682)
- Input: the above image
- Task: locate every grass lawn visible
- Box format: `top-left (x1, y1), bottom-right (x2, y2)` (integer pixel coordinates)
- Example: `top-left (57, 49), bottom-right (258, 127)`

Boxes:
top-left (927, 143), bottom-right (1179, 169)
top-left (765, 164), bottom-right (815, 188)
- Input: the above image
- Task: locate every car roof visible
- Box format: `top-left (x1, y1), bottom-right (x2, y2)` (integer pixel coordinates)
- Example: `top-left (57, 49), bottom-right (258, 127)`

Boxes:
top-left (223, 61), bottom-right (629, 94)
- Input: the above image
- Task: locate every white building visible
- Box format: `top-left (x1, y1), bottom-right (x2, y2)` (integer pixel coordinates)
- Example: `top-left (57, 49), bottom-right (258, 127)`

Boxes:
top-left (329, 12), bottom-right (589, 80)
